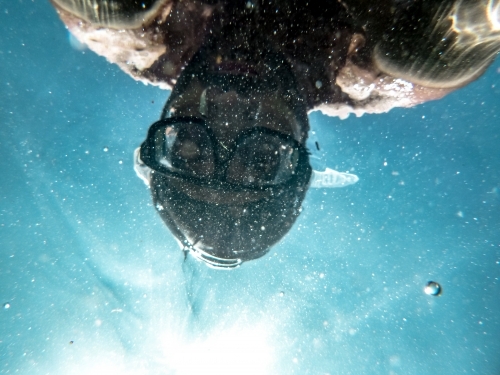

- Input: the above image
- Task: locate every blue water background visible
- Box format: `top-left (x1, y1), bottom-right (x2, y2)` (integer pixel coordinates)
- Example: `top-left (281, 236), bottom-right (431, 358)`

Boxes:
top-left (1, 1), bottom-right (499, 374)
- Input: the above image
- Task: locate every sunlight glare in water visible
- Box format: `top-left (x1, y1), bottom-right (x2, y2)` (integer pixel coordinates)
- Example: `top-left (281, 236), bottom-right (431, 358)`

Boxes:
top-left (159, 324), bottom-right (274, 375)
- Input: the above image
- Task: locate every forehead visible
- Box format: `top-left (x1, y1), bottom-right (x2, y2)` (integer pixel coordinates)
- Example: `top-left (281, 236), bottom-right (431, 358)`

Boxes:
top-left (166, 76), bottom-right (305, 143)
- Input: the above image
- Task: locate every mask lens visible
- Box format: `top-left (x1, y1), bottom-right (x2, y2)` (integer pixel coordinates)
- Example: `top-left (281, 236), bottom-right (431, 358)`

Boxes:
top-left (154, 121), bottom-right (215, 178)
top-left (226, 131), bottom-right (299, 187)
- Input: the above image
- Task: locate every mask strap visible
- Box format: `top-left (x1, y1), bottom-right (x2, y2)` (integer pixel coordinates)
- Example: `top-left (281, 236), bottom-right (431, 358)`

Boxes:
top-left (306, 131), bottom-right (359, 189)
top-left (310, 168), bottom-right (359, 188)
top-left (133, 147), bottom-right (152, 187)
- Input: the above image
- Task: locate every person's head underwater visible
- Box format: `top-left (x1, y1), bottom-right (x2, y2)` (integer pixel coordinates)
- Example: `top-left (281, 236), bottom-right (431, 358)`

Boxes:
top-left (137, 24), bottom-right (312, 269)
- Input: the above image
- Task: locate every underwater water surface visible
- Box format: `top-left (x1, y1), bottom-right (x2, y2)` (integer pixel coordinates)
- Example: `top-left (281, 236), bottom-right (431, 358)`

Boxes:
top-left (1, 1), bottom-right (499, 375)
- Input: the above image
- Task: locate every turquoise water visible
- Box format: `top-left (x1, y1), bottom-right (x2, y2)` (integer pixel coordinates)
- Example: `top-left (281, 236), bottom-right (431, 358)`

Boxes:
top-left (1, 1), bottom-right (499, 374)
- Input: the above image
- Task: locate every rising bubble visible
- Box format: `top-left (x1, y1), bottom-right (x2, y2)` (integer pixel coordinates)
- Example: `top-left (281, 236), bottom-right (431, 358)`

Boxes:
top-left (424, 281), bottom-right (442, 296)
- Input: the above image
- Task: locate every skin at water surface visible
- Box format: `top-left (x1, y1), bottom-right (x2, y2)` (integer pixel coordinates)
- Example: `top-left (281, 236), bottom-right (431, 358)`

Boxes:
top-left (49, 0), bottom-right (500, 119)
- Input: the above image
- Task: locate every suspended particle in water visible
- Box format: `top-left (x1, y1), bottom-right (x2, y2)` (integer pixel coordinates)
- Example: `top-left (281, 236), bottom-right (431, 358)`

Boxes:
top-left (69, 341), bottom-right (74, 345)
top-left (3, 302), bottom-right (11, 310)
top-left (424, 281), bottom-right (442, 296)
top-left (103, 147), bottom-right (109, 152)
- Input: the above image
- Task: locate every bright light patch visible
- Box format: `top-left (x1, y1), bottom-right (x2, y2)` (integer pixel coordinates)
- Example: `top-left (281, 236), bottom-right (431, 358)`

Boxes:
top-left (159, 324), bottom-right (275, 375)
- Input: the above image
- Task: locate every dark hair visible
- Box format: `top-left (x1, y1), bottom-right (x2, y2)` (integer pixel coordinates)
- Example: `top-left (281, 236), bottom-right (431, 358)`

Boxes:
top-left (150, 150), bottom-right (311, 263)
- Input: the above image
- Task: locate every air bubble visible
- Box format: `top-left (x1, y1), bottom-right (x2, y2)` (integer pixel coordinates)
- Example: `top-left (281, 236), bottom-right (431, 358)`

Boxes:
top-left (424, 281), bottom-right (442, 296)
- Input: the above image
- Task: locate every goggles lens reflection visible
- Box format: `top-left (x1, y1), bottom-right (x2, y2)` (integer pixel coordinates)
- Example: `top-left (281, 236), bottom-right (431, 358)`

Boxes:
top-left (142, 117), bottom-right (300, 188)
